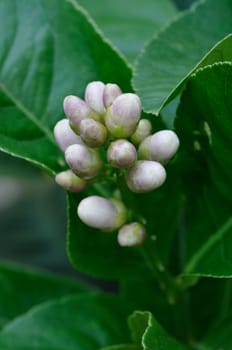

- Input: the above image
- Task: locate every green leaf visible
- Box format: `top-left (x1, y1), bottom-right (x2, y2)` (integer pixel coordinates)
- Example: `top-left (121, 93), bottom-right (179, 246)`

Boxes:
top-left (0, 261), bottom-right (91, 328)
top-left (177, 62), bottom-right (232, 201)
top-left (184, 218), bottom-right (232, 277)
top-left (133, 0), bottom-right (232, 115)
top-left (0, 0), bottom-right (131, 174)
top-left (175, 63), bottom-right (232, 277)
top-left (77, 0), bottom-right (177, 63)
top-left (0, 152), bottom-right (39, 178)
top-left (100, 345), bottom-right (140, 350)
top-left (0, 92), bottom-right (63, 176)
top-left (129, 311), bottom-right (149, 344)
top-left (201, 315), bottom-right (232, 350)
top-left (128, 311), bottom-right (189, 350)
top-left (0, 294), bottom-right (130, 350)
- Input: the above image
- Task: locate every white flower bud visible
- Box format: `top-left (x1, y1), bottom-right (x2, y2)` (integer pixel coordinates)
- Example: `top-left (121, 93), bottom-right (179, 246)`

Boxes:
top-left (138, 130), bottom-right (180, 163)
top-left (85, 81), bottom-right (106, 115)
top-left (79, 118), bottom-right (107, 148)
top-left (103, 83), bottom-right (122, 108)
top-left (53, 119), bottom-right (83, 152)
top-left (77, 196), bottom-right (127, 231)
top-left (55, 169), bottom-right (88, 192)
top-left (63, 95), bottom-right (97, 131)
top-left (118, 222), bottom-right (146, 247)
top-left (131, 119), bottom-right (152, 146)
top-left (105, 93), bottom-right (142, 138)
top-left (65, 144), bottom-right (103, 179)
top-left (125, 160), bottom-right (166, 193)
top-left (107, 139), bottom-right (137, 168)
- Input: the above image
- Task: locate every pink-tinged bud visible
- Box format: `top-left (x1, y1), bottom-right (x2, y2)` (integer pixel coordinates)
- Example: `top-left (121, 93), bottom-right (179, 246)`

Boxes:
top-left (105, 93), bottom-right (142, 138)
top-left (85, 81), bottom-right (106, 115)
top-left (55, 170), bottom-right (88, 192)
top-left (118, 222), bottom-right (146, 247)
top-left (63, 95), bottom-right (96, 131)
top-left (138, 130), bottom-right (180, 163)
top-left (103, 83), bottom-right (122, 108)
top-left (53, 119), bottom-right (83, 152)
top-left (125, 160), bottom-right (166, 193)
top-left (131, 119), bottom-right (152, 145)
top-left (77, 196), bottom-right (127, 231)
top-left (79, 118), bottom-right (107, 148)
top-left (65, 144), bottom-right (103, 179)
top-left (107, 139), bottom-right (137, 168)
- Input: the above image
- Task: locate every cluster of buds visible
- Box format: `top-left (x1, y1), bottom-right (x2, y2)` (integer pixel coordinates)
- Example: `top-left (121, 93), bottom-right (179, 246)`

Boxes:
top-left (54, 81), bottom-right (179, 247)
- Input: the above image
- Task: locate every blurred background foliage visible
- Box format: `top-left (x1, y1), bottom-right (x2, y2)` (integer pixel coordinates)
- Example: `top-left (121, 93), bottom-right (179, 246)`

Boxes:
top-left (0, 0), bottom-right (195, 287)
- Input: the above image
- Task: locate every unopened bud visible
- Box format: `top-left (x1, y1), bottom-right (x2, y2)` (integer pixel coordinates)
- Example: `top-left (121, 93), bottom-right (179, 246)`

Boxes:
top-left (55, 169), bottom-right (88, 192)
top-left (53, 119), bottom-right (83, 152)
top-left (65, 144), bottom-right (103, 179)
top-left (63, 95), bottom-right (96, 131)
top-left (138, 130), bottom-right (180, 163)
top-left (107, 140), bottom-right (137, 168)
top-left (118, 222), bottom-right (146, 247)
top-left (79, 118), bottom-right (107, 148)
top-left (85, 81), bottom-right (105, 115)
top-left (105, 93), bottom-right (142, 138)
top-left (77, 196), bottom-right (127, 231)
top-left (125, 160), bottom-right (166, 193)
top-left (131, 119), bottom-right (152, 145)
top-left (103, 83), bottom-right (122, 108)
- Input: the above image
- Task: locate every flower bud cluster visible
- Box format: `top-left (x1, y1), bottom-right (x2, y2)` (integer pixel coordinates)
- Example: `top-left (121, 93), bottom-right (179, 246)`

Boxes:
top-left (53, 81), bottom-right (180, 246)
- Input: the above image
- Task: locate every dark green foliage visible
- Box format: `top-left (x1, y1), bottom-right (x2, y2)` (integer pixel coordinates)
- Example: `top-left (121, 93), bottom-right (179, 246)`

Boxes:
top-left (0, 0), bottom-right (232, 349)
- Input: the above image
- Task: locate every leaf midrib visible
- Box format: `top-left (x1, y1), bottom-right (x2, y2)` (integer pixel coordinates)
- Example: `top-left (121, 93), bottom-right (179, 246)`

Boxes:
top-left (184, 216), bottom-right (232, 273)
top-left (0, 83), bottom-right (55, 145)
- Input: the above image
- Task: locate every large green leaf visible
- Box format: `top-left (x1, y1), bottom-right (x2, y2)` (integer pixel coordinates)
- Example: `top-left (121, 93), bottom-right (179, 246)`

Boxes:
top-left (175, 63), bottom-right (232, 277)
top-left (101, 345), bottom-right (140, 350)
top-left (0, 0), bottom-right (131, 175)
top-left (129, 311), bottom-right (189, 350)
top-left (133, 0), bottom-right (232, 115)
top-left (0, 294), bottom-right (130, 350)
top-left (77, 0), bottom-right (177, 63)
top-left (0, 151), bottom-right (39, 178)
top-left (0, 92), bottom-right (62, 175)
top-left (201, 315), bottom-right (232, 350)
top-left (0, 261), bottom-right (91, 328)
top-left (184, 218), bottom-right (232, 277)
